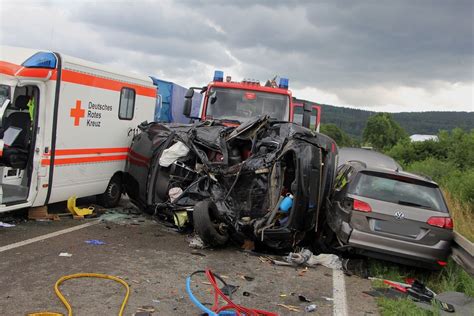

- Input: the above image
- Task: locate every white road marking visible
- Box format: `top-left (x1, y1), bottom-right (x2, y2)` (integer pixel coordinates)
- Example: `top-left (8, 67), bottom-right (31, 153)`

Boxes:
top-left (0, 220), bottom-right (98, 253)
top-left (333, 269), bottom-right (348, 316)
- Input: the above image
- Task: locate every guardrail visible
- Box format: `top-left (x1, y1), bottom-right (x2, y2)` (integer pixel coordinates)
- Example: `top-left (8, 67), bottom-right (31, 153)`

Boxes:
top-left (452, 231), bottom-right (474, 276)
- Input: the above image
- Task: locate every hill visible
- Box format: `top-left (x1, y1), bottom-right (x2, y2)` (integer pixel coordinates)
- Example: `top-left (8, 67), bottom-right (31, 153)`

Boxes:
top-left (316, 104), bottom-right (474, 139)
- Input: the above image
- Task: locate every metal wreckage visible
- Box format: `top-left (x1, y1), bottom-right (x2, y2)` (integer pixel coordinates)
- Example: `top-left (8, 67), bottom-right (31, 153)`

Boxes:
top-left (124, 116), bottom-right (337, 250)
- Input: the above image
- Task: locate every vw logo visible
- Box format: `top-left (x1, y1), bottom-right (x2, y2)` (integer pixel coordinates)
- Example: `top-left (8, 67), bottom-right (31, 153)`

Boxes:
top-left (394, 211), bottom-right (405, 220)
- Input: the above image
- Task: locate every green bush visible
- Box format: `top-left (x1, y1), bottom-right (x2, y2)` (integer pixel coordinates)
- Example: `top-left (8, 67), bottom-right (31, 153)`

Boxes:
top-left (443, 169), bottom-right (474, 206)
top-left (406, 158), bottom-right (457, 182)
top-left (406, 158), bottom-right (474, 208)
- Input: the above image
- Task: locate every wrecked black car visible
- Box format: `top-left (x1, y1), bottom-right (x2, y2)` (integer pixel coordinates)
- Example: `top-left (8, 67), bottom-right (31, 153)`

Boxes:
top-left (124, 116), bottom-right (337, 250)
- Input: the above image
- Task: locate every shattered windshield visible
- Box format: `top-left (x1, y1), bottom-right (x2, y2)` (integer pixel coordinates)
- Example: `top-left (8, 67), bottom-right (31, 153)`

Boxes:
top-left (206, 87), bottom-right (288, 123)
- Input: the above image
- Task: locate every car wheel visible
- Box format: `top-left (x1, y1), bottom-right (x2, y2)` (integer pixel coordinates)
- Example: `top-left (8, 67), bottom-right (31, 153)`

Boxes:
top-left (97, 175), bottom-right (122, 208)
top-left (193, 200), bottom-right (229, 247)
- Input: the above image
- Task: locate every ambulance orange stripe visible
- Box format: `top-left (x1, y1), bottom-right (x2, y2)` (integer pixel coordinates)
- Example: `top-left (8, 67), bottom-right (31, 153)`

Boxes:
top-left (0, 61), bottom-right (156, 98)
top-left (0, 61), bottom-right (21, 76)
top-left (60, 69), bottom-right (156, 97)
top-left (15, 67), bottom-right (56, 79)
top-left (41, 154), bottom-right (128, 166)
top-left (43, 147), bottom-right (130, 156)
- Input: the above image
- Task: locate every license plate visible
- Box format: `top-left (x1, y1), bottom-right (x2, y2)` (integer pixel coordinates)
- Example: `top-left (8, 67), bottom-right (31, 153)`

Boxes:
top-left (374, 220), bottom-right (419, 237)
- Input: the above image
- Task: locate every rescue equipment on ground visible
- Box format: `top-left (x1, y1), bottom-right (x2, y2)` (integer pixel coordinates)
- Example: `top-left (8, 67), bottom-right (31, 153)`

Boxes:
top-left (67, 196), bottom-right (94, 217)
top-left (186, 269), bottom-right (277, 316)
top-left (27, 273), bottom-right (130, 316)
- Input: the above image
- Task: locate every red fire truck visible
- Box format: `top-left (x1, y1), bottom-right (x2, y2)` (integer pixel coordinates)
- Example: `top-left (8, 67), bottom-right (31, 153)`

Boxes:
top-left (183, 71), bottom-right (320, 130)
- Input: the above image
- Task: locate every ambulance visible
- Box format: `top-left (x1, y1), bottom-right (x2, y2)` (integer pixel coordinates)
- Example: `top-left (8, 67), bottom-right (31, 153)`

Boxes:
top-left (0, 46), bottom-right (157, 213)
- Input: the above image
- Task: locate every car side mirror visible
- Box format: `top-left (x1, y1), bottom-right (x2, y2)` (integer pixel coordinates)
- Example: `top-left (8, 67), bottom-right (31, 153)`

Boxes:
top-left (183, 88), bottom-right (195, 117)
top-left (302, 102), bottom-right (312, 128)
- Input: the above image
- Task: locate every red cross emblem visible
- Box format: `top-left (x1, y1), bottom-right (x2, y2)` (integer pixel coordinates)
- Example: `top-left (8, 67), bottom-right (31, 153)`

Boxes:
top-left (70, 100), bottom-right (85, 126)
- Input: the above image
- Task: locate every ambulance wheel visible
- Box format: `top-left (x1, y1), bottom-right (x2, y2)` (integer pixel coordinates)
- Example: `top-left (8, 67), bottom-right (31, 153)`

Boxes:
top-left (97, 175), bottom-right (122, 208)
top-left (193, 200), bottom-right (229, 247)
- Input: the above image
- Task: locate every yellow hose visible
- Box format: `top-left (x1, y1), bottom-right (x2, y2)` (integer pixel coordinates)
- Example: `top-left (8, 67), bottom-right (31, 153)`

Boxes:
top-left (28, 273), bottom-right (130, 316)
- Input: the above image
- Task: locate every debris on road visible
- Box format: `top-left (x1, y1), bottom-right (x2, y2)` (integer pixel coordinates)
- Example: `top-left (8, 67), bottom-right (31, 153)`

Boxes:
top-left (136, 305), bottom-right (155, 313)
top-left (188, 235), bottom-right (206, 249)
top-left (28, 206), bottom-right (60, 221)
top-left (85, 239), bottom-right (106, 245)
top-left (242, 275), bottom-right (254, 281)
top-left (298, 294), bottom-right (312, 302)
top-left (304, 304), bottom-right (318, 312)
top-left (275, 248), bottom-right (342, 269)
top-left (58, 252), bottom-right (72, 257)
top-left (0, 221), bottom-right (15, 227)
top-left (277, 303), bottom-right (301, 312)
top-left (342, 258), bottom-right (369, 278)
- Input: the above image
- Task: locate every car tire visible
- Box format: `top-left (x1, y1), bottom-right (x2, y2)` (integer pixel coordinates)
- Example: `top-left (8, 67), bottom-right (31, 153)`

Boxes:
top-left (97, 175), bottom-right (122, 208)
top-left (193, 200), bottom-right (229, 247)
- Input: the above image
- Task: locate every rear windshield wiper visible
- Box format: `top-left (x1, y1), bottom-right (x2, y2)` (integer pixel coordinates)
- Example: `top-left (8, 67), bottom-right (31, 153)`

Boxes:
top-left (398, 200), bottom-right (431, 209)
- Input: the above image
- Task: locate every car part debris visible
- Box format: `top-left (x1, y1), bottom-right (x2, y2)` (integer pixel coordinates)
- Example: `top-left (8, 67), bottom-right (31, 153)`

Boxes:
top-left (298, 294), bottom-right (312, 302)
top-left (188, 235), bottom-right (206, 249)
top-left (282, 249), bottom-right (342, 270)
top-left (186, 269), bottom-right (277, 315)
top-left (304, 304), bottom-right (318, 312)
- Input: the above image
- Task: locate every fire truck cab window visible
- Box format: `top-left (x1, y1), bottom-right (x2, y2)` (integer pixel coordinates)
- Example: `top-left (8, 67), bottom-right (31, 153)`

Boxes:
top-left (206, 88), bottom-right (288, 123)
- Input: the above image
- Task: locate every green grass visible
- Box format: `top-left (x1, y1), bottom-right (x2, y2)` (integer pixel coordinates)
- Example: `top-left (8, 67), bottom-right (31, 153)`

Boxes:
top-left (369, 258), bottom-right (474, 316)
top-left (377, 297), bottom-right (435, 316)
top-left (444, 191), bottom-right (474, 242)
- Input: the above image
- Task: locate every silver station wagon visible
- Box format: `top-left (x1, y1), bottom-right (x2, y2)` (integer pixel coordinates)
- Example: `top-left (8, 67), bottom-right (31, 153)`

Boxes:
top-left (325, 148), bottom-right (453, 269)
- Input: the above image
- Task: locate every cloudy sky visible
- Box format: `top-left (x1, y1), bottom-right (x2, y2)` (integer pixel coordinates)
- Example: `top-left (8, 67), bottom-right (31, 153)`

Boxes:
top-left (1, 0), bottom-right (472, 112)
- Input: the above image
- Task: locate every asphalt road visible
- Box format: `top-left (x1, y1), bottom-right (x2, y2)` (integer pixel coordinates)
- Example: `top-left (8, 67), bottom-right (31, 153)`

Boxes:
top-left (0, 201), bottom-right (378, 316)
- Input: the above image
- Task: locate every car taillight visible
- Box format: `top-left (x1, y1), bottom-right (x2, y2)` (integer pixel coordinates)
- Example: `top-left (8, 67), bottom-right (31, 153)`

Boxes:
top-left (427, 217), bottom-right (453, 229)
top-left (353, 199), bottom-right (372, 212)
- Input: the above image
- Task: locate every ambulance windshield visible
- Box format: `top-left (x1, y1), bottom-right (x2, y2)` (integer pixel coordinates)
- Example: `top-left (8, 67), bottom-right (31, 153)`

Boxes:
top-left (206, 87), bottom-right (288, 123)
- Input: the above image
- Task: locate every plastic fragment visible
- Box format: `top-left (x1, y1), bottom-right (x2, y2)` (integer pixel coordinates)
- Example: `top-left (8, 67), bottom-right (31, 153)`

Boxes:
top-left (305, 304), bottom-right (317, 312)
top-left (85, 239), bottom-right (106, 245)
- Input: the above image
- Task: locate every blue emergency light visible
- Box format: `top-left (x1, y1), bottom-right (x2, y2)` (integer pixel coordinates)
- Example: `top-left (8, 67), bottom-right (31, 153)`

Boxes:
top-left (213, 70), bottom-right (224, 82)
top-left (279, 77), bottom-right (289, 89)
top-left (22, 52), bottom-right (57, 69)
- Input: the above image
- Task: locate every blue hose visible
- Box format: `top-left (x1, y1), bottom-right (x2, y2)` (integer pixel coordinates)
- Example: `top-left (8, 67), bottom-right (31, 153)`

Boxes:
top-left (186, 276), bottom-right (218, 316)
top-left (186, 275), bottom-right (238, 316)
